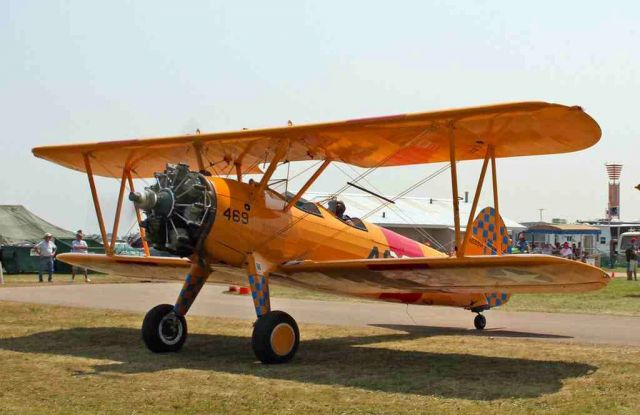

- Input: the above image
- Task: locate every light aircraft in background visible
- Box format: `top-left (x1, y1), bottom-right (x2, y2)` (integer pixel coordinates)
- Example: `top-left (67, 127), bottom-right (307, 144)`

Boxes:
top-left (32, 102), bottom-right (609, 364)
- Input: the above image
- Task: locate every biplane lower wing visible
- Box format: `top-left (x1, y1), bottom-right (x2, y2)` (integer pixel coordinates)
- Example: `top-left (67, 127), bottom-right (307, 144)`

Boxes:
top-left (278, 254), bottom-right (611, 295)
top-left (57, 253), bottom-right (246, 284)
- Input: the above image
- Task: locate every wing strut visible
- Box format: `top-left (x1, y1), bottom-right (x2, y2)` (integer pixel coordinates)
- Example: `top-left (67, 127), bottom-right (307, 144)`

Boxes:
top-left (457, 144), bottom-right (503, 257)
top-left (126, 171), bottom-right (151, 257)
top-left (490, 145), bottom-right (500, 250)
top-left (110, 167), bottom-right (129, 250)
top-left (448, 124), bottom-right (462, 257)
top-left (82, 153), bottom-right (151, 257)
top-left (83, 154), bottom-right (113, 255)
top-left (255, 140), bottom-right (289, 196)
top-left (460, 147), bottom-right (491, 255)
top-left (284, 159), bottom-right (331, 211)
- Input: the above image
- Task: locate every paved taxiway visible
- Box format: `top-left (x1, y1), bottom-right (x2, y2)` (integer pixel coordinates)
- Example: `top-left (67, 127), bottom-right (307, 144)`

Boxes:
top-left (0, 283), bottom-right (638, 346)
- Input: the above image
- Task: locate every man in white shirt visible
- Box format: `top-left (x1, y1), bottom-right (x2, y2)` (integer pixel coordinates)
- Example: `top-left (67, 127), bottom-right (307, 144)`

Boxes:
top-left (71, 230), bottom-right (90, 282)
top-left (560, 242), bottom-right (573, 259)
top-left (35, 233), bottom-right (56, 282)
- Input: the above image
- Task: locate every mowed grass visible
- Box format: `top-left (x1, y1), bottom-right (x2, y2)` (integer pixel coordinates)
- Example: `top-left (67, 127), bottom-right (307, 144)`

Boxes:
top-left (0, 273), bottom-right (151, 287)
top-left (501, 278), bottom-right (640, 316)
top-left (0, 302), bottom-right (638, 414)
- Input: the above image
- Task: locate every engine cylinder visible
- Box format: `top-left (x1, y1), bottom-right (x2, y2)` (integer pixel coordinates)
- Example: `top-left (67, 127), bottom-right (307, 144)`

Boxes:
top-left (130, 163), bottom-right (216, 257)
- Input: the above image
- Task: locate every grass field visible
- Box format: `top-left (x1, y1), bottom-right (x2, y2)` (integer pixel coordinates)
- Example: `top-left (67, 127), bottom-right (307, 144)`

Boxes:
top-left (0, 273), bottom-right (150, 287)
top-left (0, 301), bottom-right (638, 414)
top-left (502, 278), bottom-right (640, 316)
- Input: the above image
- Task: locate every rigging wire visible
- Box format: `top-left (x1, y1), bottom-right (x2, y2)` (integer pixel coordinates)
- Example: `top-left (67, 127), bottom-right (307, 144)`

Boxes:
top-left (263, 161), bottom-right (454, 258)
top-left (253, 124), bottom-right (448, 252)
top-left (295, 162), bottom-right (454, 257)
top-left (338, 164), bottom-right (448, 251)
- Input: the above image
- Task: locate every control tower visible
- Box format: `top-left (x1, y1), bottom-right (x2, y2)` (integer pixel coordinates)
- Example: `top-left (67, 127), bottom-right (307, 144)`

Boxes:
top-left (606, 163), bottom-right (622, 220)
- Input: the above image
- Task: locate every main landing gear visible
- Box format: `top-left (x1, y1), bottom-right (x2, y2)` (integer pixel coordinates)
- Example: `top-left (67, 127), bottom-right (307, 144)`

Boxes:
top-left (252, 310), bottom-right (300, 364)
top-left (246, 253), bottom-right (300, 364)
top-left (140, 253), bottom-right (301, 364)
top-left (473, 313), bottom-right (487, 330)
top-left (142, 304), bottom-right (188, 352)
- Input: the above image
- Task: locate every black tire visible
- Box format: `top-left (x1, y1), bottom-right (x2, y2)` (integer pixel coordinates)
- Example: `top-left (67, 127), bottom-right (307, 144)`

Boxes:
top-left (252, 310), bottom-right (299, 364)
top-left (474, 313), bottom-right (487, 330)
top-left (142, 304), bottom-right (187, 353)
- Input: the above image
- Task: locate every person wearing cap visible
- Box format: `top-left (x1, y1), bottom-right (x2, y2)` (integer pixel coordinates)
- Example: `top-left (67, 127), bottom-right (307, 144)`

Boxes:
top-left (560, 242), bottom-right (573, 259)
top-left (71, 230), bottom-right (90, 282)
top-left (625, 238), bottom-right (638, 281)
top-left (34, 233), bottom-right (56, 282)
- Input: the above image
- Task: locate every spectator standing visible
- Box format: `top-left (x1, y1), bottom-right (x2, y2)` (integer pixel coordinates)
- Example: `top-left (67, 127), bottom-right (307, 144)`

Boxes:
top-left (560, 242), bottom-right (573, 259)
top-left (71, 230), bottom-right (91, 282)
top-left (35, 233), bottom-right (56, 282)
top-left (516, 234), bottom-right (529, 253)
top-left (625, 238), bottom-right (638, 281)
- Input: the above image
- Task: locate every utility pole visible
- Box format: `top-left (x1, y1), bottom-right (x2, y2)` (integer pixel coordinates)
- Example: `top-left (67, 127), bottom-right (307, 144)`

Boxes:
top-left (537, 208), bottom-right (545, 222)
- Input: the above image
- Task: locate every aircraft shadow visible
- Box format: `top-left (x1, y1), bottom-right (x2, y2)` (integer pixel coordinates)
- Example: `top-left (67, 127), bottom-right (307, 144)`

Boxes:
top-left (0, 326), bottom-right (595, 400)
top-left (371, 324), bottom-right (573, 340)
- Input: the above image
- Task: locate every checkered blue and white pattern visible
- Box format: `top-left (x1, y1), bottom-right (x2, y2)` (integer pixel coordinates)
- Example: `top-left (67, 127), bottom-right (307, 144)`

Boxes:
top-left (485, 292), bottom-right (510, 307)
top-left (174, 263), bottom-right (209, 316)
top-left (471, 207), bottom-right (509, 255)
top-left (248, 260), bottom-right (271, 317)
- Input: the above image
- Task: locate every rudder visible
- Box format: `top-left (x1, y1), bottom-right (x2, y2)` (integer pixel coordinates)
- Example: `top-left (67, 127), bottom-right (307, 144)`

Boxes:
top-left (467, 206), bottom-right (511, 308)
top-left (466, 207), bottom-right (510, 255)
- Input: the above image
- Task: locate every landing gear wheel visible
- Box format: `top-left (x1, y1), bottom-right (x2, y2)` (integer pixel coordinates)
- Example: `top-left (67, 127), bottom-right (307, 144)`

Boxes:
top-left (474, 313), bottom-right (486, 330)
top-left (252, 310), bottom-right (299, 364)
top-left (142, 304), bottom-right (187, 353)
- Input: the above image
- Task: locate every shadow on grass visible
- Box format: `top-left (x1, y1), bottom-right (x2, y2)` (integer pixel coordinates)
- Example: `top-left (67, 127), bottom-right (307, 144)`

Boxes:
top-left (0, 326), bottom-right (595, 400)
top-left (624, 294), bottom-right (640, 299)
top-left (372, 324), bottom-right (573, 340)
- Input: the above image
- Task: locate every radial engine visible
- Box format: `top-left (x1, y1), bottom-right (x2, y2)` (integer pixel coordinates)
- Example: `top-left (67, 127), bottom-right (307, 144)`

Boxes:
top-left (129, 163), bottom-right (216, 257)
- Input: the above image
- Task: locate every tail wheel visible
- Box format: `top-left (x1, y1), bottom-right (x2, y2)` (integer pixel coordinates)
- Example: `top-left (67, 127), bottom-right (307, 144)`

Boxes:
top-left (142, 304), bottom-right (188, 352)
top-left (474, 313), bottom-right (487, 330)
top-left (252, 311), bottom-right (299, 364)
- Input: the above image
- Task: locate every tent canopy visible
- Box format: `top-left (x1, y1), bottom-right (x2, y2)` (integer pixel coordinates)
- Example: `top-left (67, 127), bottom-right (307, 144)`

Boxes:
top-left (0, 205), bottom-right (76, 245)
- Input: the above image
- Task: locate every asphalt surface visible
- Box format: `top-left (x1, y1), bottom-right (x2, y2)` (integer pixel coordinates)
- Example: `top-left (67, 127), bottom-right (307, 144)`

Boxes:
top-left (0, 283), bottom-right (638, 346)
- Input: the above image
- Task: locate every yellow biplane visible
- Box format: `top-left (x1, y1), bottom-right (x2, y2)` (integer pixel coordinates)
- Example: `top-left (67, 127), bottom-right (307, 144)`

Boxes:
top-left (32, 101), bottom-right (609, 364)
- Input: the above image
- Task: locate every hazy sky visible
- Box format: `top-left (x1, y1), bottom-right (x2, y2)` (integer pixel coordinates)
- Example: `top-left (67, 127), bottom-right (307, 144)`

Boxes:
top-left (1, 1), bottom-right (638, 234)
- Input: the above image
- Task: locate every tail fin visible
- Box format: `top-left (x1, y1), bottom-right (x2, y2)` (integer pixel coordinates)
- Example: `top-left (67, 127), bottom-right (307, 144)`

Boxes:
top-left (468, 206), bottom-right (512, 308)
top-left (466, 207), bottom-right (510, 256)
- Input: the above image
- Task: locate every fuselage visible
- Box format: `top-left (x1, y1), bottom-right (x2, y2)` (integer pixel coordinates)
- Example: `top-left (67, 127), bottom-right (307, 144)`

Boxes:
top-left (201, 178), bottom-right (496, 309)
top-left (203, 177), bottom-right (446, 268)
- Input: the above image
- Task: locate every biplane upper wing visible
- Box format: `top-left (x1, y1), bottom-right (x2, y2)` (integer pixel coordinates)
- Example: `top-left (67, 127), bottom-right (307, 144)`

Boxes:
top-left (278, 255), bottom-right (610, 294)
top-left (32, 102), bottom-right (600, 177)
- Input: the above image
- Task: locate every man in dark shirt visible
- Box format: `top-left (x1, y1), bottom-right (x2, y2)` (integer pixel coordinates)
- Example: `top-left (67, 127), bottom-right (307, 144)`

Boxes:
top-left (625, 238), bottom-right (638, 281)
top-left (516, 235), bottom-right (529, 253)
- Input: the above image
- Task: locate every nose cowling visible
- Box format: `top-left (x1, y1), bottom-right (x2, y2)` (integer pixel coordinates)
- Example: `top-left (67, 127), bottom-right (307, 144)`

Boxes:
top-left (132, 163), bottom-right (216, 257)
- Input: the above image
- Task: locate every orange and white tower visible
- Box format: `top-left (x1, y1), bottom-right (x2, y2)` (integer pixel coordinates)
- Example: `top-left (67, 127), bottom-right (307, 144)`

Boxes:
top-left (606, 163), bottom-right (622, 220)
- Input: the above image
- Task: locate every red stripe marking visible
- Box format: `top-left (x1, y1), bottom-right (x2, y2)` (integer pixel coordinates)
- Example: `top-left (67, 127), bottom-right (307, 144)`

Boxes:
top-left (379, 292), bottom-right (422, 303)
top-left (379, 227), bottom-right (424, 258)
